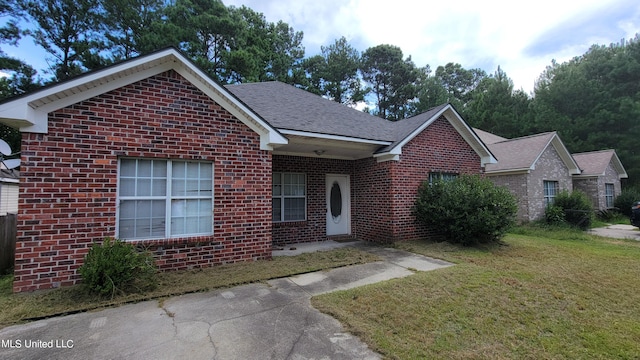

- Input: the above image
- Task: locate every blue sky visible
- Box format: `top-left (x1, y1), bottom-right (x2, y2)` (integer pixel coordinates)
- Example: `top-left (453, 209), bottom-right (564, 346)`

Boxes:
top-left (3, 0), bottom-right (640, 93)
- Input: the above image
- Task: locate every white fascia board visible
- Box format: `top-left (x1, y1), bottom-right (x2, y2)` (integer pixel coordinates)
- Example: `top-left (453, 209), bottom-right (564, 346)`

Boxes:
top-left (392, 106), bottom-right (445, 151)
top-left (2, 50), bottom-right (178, 133)
top-left (278, 129), bottom-right (391, 146)
top-left (0, 48), bottom-right (288, 151)
top-left (611, 152), bottom-right (628, 178)
top-left (382, 105), bottom-right (497, 165)
top-left (171, 58), bottom-right (287, 151)
top-left (273, 150), bottom-right (362, 161)
top-left (0, 176), bottom-right (19, 184)
top-left (0, 100), bottom-right (39, 131)
top-left (549, 135), bottom-right (581, 175)
top-left (484, 168), bottom-right (531, 176)
top-left (373, 153), bottom-right (400, 162)
top-left (572, 174), bottom-right (600, 179)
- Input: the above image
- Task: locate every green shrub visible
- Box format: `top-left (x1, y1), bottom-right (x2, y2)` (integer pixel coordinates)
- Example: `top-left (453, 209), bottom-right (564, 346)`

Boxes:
top-left (547, 190), bottom-right (594, 230)
top-left (613, 187), bottom-right (640, 217)
top-left (79, 238), bottom-right (157, 297)
top-left (545, 205), bottom-right (566, 226)
top-left (413, 174), bottom-right (518, 246)
top-left (596, 208), bottom-right (620, 222)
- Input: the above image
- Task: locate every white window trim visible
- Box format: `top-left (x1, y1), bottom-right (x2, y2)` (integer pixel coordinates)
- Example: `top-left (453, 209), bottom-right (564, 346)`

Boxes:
top-left (544, 180), bottom-right (559, 206)
top-left (605, 183), bottom-right (615, 208)
top-left (273, 172), bottom-right (307, 222)
top-left (116, 158), bottom-right (214, 241)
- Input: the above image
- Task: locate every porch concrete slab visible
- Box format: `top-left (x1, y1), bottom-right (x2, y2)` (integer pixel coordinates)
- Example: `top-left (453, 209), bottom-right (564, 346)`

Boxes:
top-left (272, 240), bottom-right (357, 256)
top-left (270, 261), bottom-right (415, 296)
top-left (362, 246), bottom-right (454, 272)
top-left (0, 245), bottom-right (451, 360)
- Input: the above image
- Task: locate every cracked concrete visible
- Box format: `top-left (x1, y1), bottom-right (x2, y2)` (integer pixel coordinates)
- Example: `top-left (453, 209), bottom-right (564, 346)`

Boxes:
top-left (0, 242), bottom-right (451, 359)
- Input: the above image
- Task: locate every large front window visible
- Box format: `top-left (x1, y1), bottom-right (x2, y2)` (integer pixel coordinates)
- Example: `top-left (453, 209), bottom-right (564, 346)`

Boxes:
top-left (118, 159), bottom-right (213, 240)
top-left (605, 183), bottom-right (615, 208)
top-left (544, 180), bottom-right (559, 206)
top-left (272, 172), bottom-right (306, 222)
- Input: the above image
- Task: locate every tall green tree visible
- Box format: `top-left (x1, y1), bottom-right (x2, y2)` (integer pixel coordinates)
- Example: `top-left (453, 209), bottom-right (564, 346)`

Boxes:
top-left (434, 62), bottom-right (487, 113)
top-left (101, 0), bottom-right (171, 60)
top-left (21, 0), bottom-right (106, 80)
top-left (263, 20), bottom-right (305, 84)
top-left (361, 44), bottom-right (422, 120)
top-left (211, 5), bottom-right (304, 84)
top-left (303, 36), bottom-right (365, 105)
top-left (168, 0), bottom-right (238, 81)
top-left (467, 66), bottom-right (533, 138)
top-left (532, 36), bottom-right (640, 185)
top-left (413, 66), bottom-right (449, 114)
top-left (0, 0), bottom-right (41, 151)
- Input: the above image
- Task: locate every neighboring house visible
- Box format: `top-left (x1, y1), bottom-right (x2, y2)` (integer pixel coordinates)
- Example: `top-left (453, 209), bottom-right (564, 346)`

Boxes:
top-left (0, 48), bottom-right (495, 292)
top-left (0, 168), bottom-right (18, 215)
top-left (475, 129), bottom-right (581, 222)
top-left (572, 150), bottom-right (627, 211)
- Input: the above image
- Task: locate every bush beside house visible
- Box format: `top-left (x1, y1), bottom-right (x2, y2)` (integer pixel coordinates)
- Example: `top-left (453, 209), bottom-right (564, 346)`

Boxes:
top-left (413, 175), bottom-right (517, 245)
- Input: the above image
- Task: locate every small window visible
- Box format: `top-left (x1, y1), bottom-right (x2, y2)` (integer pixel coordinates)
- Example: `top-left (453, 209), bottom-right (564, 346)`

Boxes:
top-left (273, 172), bottom-right (306, 222)
top-left (118, 159), bottom-right (213, 240)
top-left (605, 183), bottom-right (615, 208)
top-left (429, 172), bottom-right (458, 185)
top-left (544, 180), bottom-right (559, 206)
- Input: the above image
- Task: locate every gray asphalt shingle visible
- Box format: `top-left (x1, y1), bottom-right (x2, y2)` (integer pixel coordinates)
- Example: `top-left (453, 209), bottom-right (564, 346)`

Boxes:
top-left (226, 81), bottom-right (396, 141)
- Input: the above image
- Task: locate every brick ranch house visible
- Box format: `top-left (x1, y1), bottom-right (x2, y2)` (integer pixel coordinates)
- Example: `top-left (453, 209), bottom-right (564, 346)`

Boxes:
top-left (475, 129), bottom-right (581, 222)
top-left (476, 128), bottom-right (627, 222)
top-left (572, 150), bottom-right (627, 211)
top-left (0, 48), bottom-right (495, 292)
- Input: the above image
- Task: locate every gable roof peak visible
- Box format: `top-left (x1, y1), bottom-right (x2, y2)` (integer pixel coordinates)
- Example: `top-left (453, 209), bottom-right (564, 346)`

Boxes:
top-left (0, 47), bottom-right (288, 150)
top-left (573, 149), bottom-right (627, 178)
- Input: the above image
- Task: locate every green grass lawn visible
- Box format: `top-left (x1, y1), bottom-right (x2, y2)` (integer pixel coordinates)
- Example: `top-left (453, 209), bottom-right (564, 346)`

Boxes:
top-left (0, 247), bottom-right (379, 329)
top-left (312, 228), bottom-right (640, 359)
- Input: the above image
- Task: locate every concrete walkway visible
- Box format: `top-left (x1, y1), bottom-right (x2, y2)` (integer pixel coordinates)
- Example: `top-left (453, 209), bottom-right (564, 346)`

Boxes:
top-left (0, 242), bottom-right (452, 360)
top-left (588, 224), bottom-right (640, 240)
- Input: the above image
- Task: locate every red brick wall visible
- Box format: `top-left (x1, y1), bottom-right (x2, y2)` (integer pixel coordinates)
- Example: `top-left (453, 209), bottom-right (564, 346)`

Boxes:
top-left (272, 155), bottom-right (354, 245)
top-left (14, 70), bottom-right (272, 292)
top-left (353, 158), bottom-right (394, 243)
top-left (272, 117), bottom-right (483, 245)
top-left (389, 116), bottom-right (482, 242)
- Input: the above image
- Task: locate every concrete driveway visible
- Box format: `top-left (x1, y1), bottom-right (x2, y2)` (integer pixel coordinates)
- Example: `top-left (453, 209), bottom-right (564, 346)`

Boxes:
top-left (589, 224), bottom-right (640, 240)
top-left (0, 243), bottom-right (452, 360)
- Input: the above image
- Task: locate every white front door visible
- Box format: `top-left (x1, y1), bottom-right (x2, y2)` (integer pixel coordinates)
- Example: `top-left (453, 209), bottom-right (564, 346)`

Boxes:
top-left (326, 174), bottom-right (350, 236)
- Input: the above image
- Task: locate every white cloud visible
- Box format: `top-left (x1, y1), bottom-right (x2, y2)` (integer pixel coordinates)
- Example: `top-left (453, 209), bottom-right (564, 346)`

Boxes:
top-left (226, 0), bottom-right (640, 93)
top-left (6, 0), bottom-right (640, 94)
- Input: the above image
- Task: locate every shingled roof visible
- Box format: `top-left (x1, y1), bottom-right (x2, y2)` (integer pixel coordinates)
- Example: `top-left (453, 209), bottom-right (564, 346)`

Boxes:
top-left (226, 81), bottom-right (395, 141)
top-left (573, 149), bottom-right (628, 178)
top-left (226, 81), bottom-right (495, 164)
top-left (473, 128), bottom-right (508, 144)
top-left (479, 131), bottom-right (580, 174)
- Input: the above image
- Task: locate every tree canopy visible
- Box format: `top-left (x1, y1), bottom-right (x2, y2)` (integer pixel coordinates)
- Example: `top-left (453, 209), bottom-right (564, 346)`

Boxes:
top-left (2, 1), bottom-right (640, 186)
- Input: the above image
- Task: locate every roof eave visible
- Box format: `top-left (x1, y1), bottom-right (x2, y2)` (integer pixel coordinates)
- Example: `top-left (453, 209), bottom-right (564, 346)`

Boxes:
top-left (548, 134), bottom-right (582, 175)
top-left (0, 48), bottom-right (288, 151)
top-left (611, 152), bottom-right (629, 179)
top-left (383, 104), bottom-right (496, 165)
top-left (484, 168), bottom-right (532, 175)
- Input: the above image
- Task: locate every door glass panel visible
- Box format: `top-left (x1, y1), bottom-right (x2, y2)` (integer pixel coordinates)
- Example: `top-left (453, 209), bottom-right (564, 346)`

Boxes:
top-left (330, 181), bottom-right (342, 219)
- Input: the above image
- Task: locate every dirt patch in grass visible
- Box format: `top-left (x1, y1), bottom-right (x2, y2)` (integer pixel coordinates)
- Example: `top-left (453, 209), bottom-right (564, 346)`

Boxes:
top-left (312, 231), bottom-right (640, 359)
top-left (0, 247), bottom-right (379, 329)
